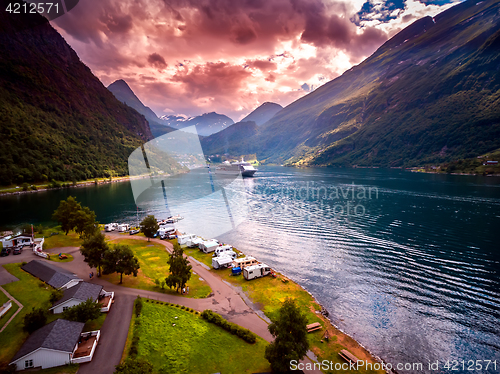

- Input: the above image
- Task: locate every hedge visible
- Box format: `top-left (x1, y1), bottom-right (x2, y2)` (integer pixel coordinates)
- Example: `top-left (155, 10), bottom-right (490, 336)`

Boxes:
top-left (200, 310), bottom-right (257, 344)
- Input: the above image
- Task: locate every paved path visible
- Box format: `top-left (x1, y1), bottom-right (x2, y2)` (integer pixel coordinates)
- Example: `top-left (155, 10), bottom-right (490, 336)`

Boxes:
top-left (0, 286), bottom-right (23, 334)
top-left (2, 234), bottom-right (322, 374)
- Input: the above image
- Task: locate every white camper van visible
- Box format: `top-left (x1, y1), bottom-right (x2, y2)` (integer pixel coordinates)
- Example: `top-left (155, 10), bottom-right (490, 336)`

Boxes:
top-left (105, 223), bottom-right (119, 232)
top-left (199, 239), bottom-right (220, 253)
top-left (212, 256), bottom-right (234, 269)
top-left (187, 237), bottom-right (204, 248)
top-left (117, 224), bottom-right (130, 232)
top-left (177, 233), bottom-right (197, 246)
top-left (213, 245), bottom-right (236, 258)
top-left (232, 256), bottom-right (259, 269)
top-left (243, 264), bottom-right (272, 280)
top-left (157, 225), bottom-right (175, 237)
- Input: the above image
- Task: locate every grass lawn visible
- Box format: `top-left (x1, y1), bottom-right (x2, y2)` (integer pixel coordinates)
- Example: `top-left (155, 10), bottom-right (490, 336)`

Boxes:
top-left (183, 249), bottom-right (385, 374)
top-left (47, 253), bottom-right (74, 262)
top-left (42, 232), bottom-right (82, 250)
top-left (129, 300), bottom-right (271, 374)
top-left (32, 364), bottom-right (79, 374)
top-left (0, 297), bottom-right (20, 331)
top-left (83, 312), bottom-right (107, 332)
top-left (102, 239), bottom-right (211, 299)
top-left (0, 263), bottom-right (56, 367)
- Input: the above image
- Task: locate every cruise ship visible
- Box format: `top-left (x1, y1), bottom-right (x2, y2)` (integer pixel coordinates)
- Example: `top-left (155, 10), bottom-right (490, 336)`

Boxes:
top-left (214, 158), bottom-right (257, 177)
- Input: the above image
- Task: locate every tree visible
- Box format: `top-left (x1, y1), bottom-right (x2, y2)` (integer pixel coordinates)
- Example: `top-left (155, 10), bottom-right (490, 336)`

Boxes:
top-left (52, 196), bottom-right (82, 234)
top-left (140, 215), bottom-right (158, 242)
top-left (165, 244), bottom-right (192, 293)
top-left (80, 231), bottom-right (109, 276)
top-left (264, 298), bottom-right (309, 373)
top-left (73, 206), bottom-right (98, 239)
top-left (102, 244), bottom-right (140, 284)
top-left (23, 307), bottom-right (47, 334)
top-left (114, 358), bottom-right (153, 374)
top-left (62, 298), bottom-right (101, 323)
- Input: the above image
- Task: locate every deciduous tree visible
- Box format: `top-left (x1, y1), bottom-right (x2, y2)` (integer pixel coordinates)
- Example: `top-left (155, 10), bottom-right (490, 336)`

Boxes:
top-left (62, 298), bottom-right (101, 323)
top-left (165, 244), bottom-right (191, 293)
top-left (264, 298), bottom-right (309, 373)
top-left (80, 231), bottom-right (108, 276)
top-left (23, 307), bottom-right (47, 334)
top-left (52, 196), bottom-right (81, 234)
top-left (140, 215), bottom-right (159, 242)
top-left (102, 244), bottom-right (140, 283)
top-left (73, 206), bottom-right (98, 239)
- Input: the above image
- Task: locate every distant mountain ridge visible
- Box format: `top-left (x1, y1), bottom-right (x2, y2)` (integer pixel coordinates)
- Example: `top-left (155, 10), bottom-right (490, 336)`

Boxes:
top-left (240, 102), bottom-right (283, 126)
top-left (108, 79), bottom-right (175, 137)
top-left (160, 112), bottom-right (234, 136)
top-left (0, 8), bottom-right (185, 185)
top-left (203, 0), bottom-right (500, 167)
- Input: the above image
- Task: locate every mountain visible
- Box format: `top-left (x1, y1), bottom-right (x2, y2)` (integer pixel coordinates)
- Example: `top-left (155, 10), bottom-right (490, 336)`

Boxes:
top-left (108, 79), bottom-right (175, 138)
top-left (240, 102), bottom-right (283, 126)
top-left (201, 121), bottom-right (260, 156)
top-left (216, 0), bottom-right (500, 167)
top-left (0, 7), bottom-right (183, 185)
top-left (160, 112), bottom-right (234, 136)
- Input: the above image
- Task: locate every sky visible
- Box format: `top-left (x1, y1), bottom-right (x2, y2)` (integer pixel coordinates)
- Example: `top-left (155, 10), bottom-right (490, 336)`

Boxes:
top-left (52, 0), bottom-right (460, 121)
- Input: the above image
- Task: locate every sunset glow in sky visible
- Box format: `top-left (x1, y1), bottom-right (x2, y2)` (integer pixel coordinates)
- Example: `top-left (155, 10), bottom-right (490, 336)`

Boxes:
top-left (52, 0), bottom-right (460, 121)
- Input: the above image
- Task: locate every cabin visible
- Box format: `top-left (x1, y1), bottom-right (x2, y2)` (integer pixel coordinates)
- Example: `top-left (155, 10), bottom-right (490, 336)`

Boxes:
top-left (10, 319), bottom-right (100, 370)
top-left (232, 256), bottom-right (259, 269)
top-left (21, 260), bottom-right (82, 289)
top-left (243, 263), bottom-right (271, 280)
top-left (49, 282), bottom-right (114, 314)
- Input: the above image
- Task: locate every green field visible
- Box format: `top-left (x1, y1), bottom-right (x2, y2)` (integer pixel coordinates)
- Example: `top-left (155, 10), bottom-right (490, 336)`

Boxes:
top-left (103, 239), bottom-right (211, 298)
top-left (183, 248), bottom-right (384, 374)
top-left (129, 300), bottom-right (270, 374)
top-left (42, 232), bottom-right (82, 250)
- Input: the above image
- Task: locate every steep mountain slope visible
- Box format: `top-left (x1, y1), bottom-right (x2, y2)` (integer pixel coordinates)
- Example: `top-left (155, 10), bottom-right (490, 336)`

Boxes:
top-left (108, 79), bottom-right (175, 137)
top-left (235, 0), bottom-right (500, 166)
top-left (160, 112), bottom-right (234, 136)
top-left (240, 102), bottom-right (283, 126)
top-left (201, 121), bottom-right (260, 156)
top-left (0, 8), bottom-right (157, 185)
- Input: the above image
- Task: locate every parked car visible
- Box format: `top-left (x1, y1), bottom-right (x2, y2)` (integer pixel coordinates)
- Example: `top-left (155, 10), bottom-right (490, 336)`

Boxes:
top-left (13, 246), bottom-right (23, 255)
top-left (0, 247), bottom-right (10, 257)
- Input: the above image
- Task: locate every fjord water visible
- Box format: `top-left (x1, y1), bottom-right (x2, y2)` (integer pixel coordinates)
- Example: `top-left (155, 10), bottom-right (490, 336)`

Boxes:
top-left (1, 167), bottom-right (499, 373)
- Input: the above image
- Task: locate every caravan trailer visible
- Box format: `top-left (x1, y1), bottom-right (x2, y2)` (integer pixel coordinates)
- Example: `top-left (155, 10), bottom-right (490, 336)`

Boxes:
top-left (212, 256), bottom-right (234, 269)
top-left (117, 224), bottom-right (130, 232)
top-left (157, 225), bottom-right (175, 237)
top-left (105, 223), bottom-right (119, 232)
top-left (0, 235), bottom-right (33, 249)
top-left (232, 256), bottom-right (259, 269)
top-left (243, 264), bottom-right (272, 280)
top-left (177, 233), bottom-right (197, 246)
top-left (199, 239), bottom-right (220, 253)
top-left (213, 245), bottom-right (236, 258)
top-left (187, 237), bottom-right (204, 248)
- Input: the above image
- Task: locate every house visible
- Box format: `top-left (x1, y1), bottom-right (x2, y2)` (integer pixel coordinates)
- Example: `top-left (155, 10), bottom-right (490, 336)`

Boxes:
top-left (21, 260), bottom-right (82, 289)
top-left (49, 281), bottom-right (115, 314)
top-left (10, 319), bottom-right (101, 370)
top-left (483, 160), bottom-right (498, 165)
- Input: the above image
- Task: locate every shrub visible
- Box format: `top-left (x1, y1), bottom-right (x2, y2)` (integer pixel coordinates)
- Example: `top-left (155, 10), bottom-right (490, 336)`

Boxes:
top-left (201, 309), bottom-right (257, 344)
top-left (154, 279), bottom-right (160, 288)
top-left (23, 307), bottom-right (47, 334)
top-left (134, 297), bottom-right (143, 317)
top-left (21, 183), bottom-right (29, 191)
top-left (49, 289), bottom-right (63, 304)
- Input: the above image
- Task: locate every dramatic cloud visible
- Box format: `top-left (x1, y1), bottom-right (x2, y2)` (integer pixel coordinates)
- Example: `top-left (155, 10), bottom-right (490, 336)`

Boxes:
top-left (51, 0), bottom-right (461, 121)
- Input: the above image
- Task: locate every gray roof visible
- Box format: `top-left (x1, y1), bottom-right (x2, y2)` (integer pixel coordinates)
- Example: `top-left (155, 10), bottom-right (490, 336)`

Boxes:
top-left (52, 282), bottom-right (103, 309)
top-left (22, 260), bottom-right (81, 288)
top-left (12, 319), bottom-right (84, 362)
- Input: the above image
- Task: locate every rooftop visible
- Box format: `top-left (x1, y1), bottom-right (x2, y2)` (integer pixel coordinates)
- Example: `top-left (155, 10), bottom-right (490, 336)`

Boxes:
top-left (22, 260), bottom-right (81, 288)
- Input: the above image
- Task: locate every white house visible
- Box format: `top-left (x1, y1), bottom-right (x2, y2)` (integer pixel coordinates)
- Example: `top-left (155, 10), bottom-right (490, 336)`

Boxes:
top-left (49, 281), bottom-right (115, 314)
top-left (10, 319), bottom-right (100, 370)
top-left (21, 260), bottom-right (82, 289)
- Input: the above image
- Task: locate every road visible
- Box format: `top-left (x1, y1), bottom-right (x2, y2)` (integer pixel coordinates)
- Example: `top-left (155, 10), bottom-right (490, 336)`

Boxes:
top-left (1, 235), bottom-right (322, 374)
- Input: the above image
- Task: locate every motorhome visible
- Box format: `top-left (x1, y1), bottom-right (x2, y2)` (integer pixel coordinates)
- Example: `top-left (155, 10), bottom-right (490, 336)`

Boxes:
top-left (117, 224), bottom-right (130, 232)
top-left (187, 237), bottom-right (204, 248)
top-left (199, 239), bottom-right (220, 253)
top-left (104, 223), bottom-right (119, 232)
top-left (0, 235), bottom-right (33, 249)
top-left (243, 264), bottom-right (272, 280)
top-left (232, 256), bottom-right (259, 269)
top-left (213, 245), bottom-right (236, 258)
top-left (212, 256), bottom-right (234, 269)
top-left (177, 233), bottom-right (197, 246)
top-left (157, 225), bottom-right (175, 237)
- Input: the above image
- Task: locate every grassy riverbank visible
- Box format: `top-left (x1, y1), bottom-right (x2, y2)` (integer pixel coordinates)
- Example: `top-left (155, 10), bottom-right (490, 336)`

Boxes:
top-left (183, 245), bottom-right (385, 374)
top-left (122, 299), bottom-right (271, 373)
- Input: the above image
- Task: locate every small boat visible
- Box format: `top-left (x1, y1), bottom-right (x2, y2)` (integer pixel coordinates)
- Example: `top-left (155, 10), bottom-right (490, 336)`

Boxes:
top-left (129, 229), bottom-right (140, 235)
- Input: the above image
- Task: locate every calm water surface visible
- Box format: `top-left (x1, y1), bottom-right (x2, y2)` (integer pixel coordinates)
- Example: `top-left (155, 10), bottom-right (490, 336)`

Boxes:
top-left (1, 167), bottom-right (499, 373)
